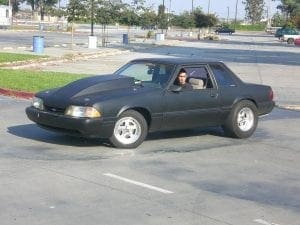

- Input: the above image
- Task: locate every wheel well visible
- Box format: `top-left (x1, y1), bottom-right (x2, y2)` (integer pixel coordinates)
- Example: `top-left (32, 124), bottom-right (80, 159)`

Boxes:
top-left (234, 98), bottom-right (258, 108)
top-left (129, 107), bottom-right (152, 127)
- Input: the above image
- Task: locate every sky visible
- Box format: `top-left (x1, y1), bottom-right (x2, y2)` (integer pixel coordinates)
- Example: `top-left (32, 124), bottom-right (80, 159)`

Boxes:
top-left (125, 0), bottom-right (280, 20)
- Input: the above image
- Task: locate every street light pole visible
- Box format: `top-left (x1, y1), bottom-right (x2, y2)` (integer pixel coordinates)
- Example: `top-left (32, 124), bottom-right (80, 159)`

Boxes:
top-left (208, 0), bottom-right (211, 14)
top-left (234, 0), bottom-right (238, 30)
top-left (192, 0), bottom-right (194, 12)
top-left (227, 6), bottom-right (229, 23)
top-left (91, 0), bottom-right (94, 36)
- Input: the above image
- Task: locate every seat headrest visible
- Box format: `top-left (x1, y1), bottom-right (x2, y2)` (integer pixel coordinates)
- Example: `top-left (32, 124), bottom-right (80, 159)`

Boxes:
top-left (189, 78), bottom-right (204, 89)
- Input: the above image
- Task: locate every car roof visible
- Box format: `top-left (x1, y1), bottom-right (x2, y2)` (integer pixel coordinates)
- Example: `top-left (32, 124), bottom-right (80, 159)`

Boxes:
top-left (129, 58), bottom-right (224, 66)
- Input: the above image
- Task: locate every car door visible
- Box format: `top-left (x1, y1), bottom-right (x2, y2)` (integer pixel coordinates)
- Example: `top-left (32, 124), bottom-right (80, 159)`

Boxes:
top-left (161, 65), bottom-right (222, 131)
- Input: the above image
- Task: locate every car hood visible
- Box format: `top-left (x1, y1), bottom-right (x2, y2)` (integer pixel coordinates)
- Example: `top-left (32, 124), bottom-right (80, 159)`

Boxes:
top-left (37, 75), bottom-right (135, 108)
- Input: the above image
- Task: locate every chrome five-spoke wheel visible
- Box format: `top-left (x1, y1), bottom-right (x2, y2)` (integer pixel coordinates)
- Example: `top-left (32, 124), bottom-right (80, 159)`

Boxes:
top-left (109, 110), bottom-right (148, 148)
top-left (223, 100), bottom-right (258, 139)
top-left (237, 107), bottom-right (254, 132)
top-left (113, 117), bottom-right (142, 145)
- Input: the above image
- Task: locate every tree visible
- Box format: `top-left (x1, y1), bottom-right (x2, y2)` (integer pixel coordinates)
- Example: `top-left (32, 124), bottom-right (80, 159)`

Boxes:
top-left (119, 6), bottom-right (140, 27)
top-left (67, 0), bottom-right (87, 23)
top-left (95, 0), bottom-right (121, 25)
top-left (23, 0), bottom-right (57, 20)
top-left (94, 0), bottom-right (123, 46)
top-left (119, 0), bottom-right (146, 27)
top-left (273, 0), bottom-right (300, 27)
top-left (193, 8), bottom-right (218, 28)
top-left (275, 0), bottom-right (300, 18)
top-left (26, 0), bottom-right (38, 12)
top-left (40, 0), bottom-right (58, 21)
top-left (243, 0), bottom-right (265, 24)
top-left (157, 4), bottom-right (168, 32)
top-left (271, 11), bottom-right (286, 26)
top-left (67, 0), bottom-right (88, 46)
top-left (139, 9), bottom-right (157, 29)
top-left (0, 0), bottom-right (26, 15)
top-left (173, 11), bottom-right (195, 29)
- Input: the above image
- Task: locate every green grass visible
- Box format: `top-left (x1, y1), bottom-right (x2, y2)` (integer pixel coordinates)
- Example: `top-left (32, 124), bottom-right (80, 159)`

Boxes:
top-left (0, 52), bottom-right (47, 64)
top-left (0, 69), bottom-right (89, 92)
top-left (230, 24), bottom-right (266, 31)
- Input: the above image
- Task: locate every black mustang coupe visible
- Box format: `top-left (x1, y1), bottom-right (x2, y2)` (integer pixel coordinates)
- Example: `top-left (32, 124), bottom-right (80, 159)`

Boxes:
top-left (26, 58), bottom-right (274, 148)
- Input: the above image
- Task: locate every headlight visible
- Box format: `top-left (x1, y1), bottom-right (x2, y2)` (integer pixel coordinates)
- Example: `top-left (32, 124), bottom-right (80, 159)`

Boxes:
top-left (32, 97), bottom-right (44, 110)
top-left (65, 106), bottom-right (101, 118)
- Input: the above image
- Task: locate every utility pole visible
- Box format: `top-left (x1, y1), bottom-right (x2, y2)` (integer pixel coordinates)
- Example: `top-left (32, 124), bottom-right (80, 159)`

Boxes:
top-left (208, 0), bottom-right (211, 14)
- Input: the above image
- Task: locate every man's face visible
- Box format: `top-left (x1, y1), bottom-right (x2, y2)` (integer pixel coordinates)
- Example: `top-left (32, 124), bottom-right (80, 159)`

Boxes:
top-left (178, 72), bottom-right (187, 85)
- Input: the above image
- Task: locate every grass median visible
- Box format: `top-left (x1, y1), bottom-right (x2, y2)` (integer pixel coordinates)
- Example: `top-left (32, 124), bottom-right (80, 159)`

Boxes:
top-left (0, 52), bottom-right (47, 64)
top-left (0, 69), bottom-right (88, 93)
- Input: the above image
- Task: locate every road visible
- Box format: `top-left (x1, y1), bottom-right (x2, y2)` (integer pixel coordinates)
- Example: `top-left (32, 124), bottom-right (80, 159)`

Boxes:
top-left (0, 94), bottom-right (300, 225)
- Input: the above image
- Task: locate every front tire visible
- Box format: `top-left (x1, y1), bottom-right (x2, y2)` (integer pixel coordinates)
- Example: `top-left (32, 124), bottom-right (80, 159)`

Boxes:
top-left (223, 100), bottom-right (258, 139)
top-left (109, 110), bottom-right (148, 149)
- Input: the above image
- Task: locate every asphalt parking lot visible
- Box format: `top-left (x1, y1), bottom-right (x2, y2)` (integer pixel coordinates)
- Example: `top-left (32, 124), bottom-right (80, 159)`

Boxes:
top-left (1, 95), bottom-right (300, 225)
top-left (0, 30), bottom-right (300, 225)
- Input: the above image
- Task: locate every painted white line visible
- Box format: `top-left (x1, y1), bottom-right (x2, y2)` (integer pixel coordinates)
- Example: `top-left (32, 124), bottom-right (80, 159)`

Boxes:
top-left (103, 173), bottom-right (174, 194)
top-left (254, 219), bottom-right (280, 225)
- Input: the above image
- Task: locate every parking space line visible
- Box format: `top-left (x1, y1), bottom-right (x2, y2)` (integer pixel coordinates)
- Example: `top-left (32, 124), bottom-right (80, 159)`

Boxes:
top-left (103, 173), bottom-right (174, 194)
top-left (254, 219), bottom-right (281, 225)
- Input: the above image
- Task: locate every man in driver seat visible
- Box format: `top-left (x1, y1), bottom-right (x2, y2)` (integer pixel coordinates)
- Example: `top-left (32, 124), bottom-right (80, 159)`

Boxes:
top-left (175, 69), bottom-right (193, 90)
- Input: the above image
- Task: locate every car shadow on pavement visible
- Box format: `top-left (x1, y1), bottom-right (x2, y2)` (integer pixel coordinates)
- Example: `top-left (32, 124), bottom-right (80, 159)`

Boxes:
top-left (147, 126), bottom-right (226, 141)
top-left (8, 123), bottom-right (225, 146)
top-left (7, 124), bottom-right (112, 147)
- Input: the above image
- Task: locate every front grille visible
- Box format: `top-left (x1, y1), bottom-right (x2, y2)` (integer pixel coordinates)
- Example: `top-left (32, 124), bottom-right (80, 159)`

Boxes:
top-left (44, 105), bottom-right (65, 114)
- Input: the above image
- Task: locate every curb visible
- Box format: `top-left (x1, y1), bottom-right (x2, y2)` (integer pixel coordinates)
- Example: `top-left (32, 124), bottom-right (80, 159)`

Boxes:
top-left (276, 104), bottom-right (300, 112)
top-left (0, 49), bottom-right (130, 69)
top-left (0, 88), bottom-right (34, 100)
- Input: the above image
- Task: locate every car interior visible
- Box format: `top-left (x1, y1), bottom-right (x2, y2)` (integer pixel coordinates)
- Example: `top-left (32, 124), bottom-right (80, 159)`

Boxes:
top-left (179, 66), bottom-right (214, 89)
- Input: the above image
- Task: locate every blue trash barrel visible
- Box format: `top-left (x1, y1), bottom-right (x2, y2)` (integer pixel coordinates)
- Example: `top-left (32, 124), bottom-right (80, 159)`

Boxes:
top-left (33, 36), bottom-right (44, 53)
top-left (123, 34), bottom-right (129, 44)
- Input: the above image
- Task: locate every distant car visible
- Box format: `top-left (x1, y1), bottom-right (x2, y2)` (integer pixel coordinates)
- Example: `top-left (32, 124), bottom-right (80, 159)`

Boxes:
top-left (26, 59), bottom-right (274, 148)
top-left (215, 27), bottom-right (235, 35)
top-left (283, 34), bottom-right (300, 44)
top-left (295, 38), bottom-right (300, 46)
top-left (275, 27), bottom-right (299, 38)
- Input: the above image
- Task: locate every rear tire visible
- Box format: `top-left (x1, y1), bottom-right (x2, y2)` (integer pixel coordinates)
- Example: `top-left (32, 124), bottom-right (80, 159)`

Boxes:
top-left (109, 110), bottom-right (148, 149)
top-left (287, 38), bottom-right (294, 44)
top-left (223, 100), bottom-right (258, 139)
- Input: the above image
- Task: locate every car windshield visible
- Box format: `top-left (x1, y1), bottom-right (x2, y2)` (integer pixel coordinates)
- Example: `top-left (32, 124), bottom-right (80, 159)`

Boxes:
top-left (114, 62), bottom-right (175, 88)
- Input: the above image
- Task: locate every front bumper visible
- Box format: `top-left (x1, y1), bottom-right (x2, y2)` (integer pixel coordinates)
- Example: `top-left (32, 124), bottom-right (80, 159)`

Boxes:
top-left (25, 106), bottom-right (115, 138)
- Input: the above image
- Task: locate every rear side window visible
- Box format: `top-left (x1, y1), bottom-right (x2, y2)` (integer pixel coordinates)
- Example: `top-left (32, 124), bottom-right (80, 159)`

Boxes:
top-left (210, 64), bottom-right (236, 87)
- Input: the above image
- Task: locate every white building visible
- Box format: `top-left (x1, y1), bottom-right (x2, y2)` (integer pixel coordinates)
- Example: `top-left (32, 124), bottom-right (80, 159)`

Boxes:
top-left (0, 5), bottom-right (12, 28)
